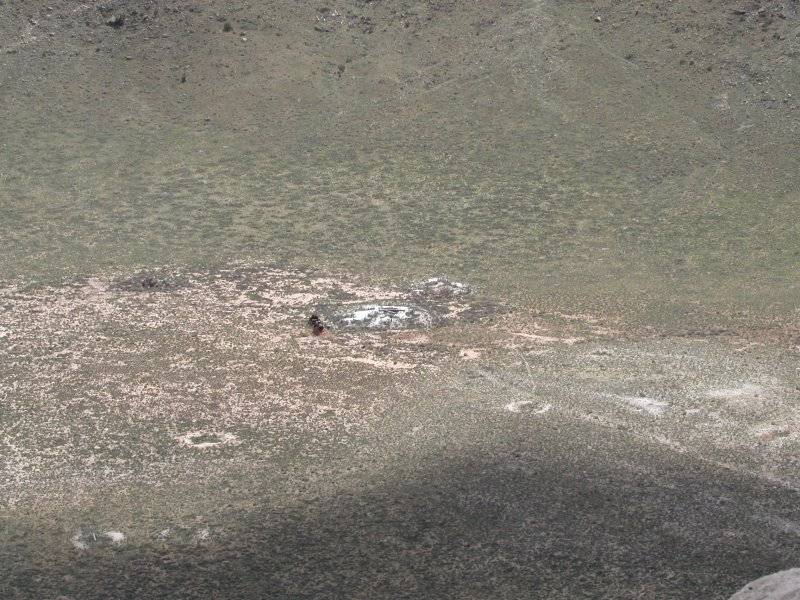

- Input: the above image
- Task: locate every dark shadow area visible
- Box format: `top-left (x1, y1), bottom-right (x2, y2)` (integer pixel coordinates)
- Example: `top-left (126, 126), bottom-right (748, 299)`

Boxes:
top-left (4, 425), bottom-right (800, 600)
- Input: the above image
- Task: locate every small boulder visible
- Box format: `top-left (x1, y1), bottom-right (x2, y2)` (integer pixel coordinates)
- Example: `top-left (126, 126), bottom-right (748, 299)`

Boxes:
top-left (105, 15), bottom-right (124, 28)
top-left (729, 569), bottom-right (800, 599)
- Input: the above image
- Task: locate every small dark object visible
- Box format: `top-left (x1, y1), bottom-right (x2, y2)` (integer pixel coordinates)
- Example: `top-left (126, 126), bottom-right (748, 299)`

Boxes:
top-left (222, 21), bottom-right (233, 32)
top-left (180, 73), bottom-right (186, 83)
top-left (308, 314), bottom-right (326, 336)
top-left (106, 15), bottom-right (124, 28)
top-left (140, 276), bottom-right (159, 289)
top-left (118, 272), bottom-right (183, 292)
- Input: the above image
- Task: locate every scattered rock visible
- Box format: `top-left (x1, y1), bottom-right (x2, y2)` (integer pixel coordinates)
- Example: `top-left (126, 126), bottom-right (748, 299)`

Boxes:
top-left (105, 15), bottom-right (124, 28)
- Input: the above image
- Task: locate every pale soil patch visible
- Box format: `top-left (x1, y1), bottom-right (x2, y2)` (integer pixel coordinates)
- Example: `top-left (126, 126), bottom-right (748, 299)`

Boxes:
top-left (620, 395), bottom-right (669, 416)
top-left (176, 431), bottom-right (240, 450)
top-left (0, 263), bottom-right (513, 508)
top-left (707, 383), bottom-right (766, 400)
top-left (511, 331), bottom-right (584, 345)
top-left (459, 348), bottom-right (481, 360)
top-left (503, 400), bottom-right (552, 414)
top-left (2, 262), bottom-right (799, 516)
top-left (71, 529), bottom-right (126, 550)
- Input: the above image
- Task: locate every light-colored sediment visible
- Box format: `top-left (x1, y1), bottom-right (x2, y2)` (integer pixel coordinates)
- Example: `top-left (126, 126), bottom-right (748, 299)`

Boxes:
top-left (1, 262), bottom-right (798, 515)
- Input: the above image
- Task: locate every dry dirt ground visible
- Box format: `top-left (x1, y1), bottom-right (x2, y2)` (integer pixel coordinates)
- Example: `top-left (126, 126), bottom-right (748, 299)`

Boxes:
top-left (2, 265), bottom-right (800, 599)
top-left (2, 1), bottom-right (800, 599)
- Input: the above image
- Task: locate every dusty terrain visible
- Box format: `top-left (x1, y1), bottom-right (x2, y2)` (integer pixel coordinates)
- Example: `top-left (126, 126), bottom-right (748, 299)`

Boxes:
top-left (1, 1), bottom-right (800, 599)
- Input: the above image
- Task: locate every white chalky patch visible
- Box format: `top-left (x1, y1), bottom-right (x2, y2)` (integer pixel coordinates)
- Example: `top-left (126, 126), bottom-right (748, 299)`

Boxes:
top-left (71, 529), bottom-right (125, 549)
top-left (340, 305), bottom-right (432, 329)
top-left (504, 401), bottom-right (552, 414)
top-left (105, 531), bottom-right (126, 544)
top-left (194, 527), bottom-right (211, 542)
top-left (622, 396), bottom-right (668, 416)
top-left (505, 400), bottom-right (533, 413)
top-left (176, 430), bottom-right (239, 449)
top-left (0, 326), bottom-right (8, 339)
top-left (707, 383), bottom-right (764, 400)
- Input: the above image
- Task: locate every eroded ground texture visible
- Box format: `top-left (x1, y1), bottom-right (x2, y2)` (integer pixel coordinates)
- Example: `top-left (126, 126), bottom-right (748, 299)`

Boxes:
top-left (1, 265), bottom-right (800, 599)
